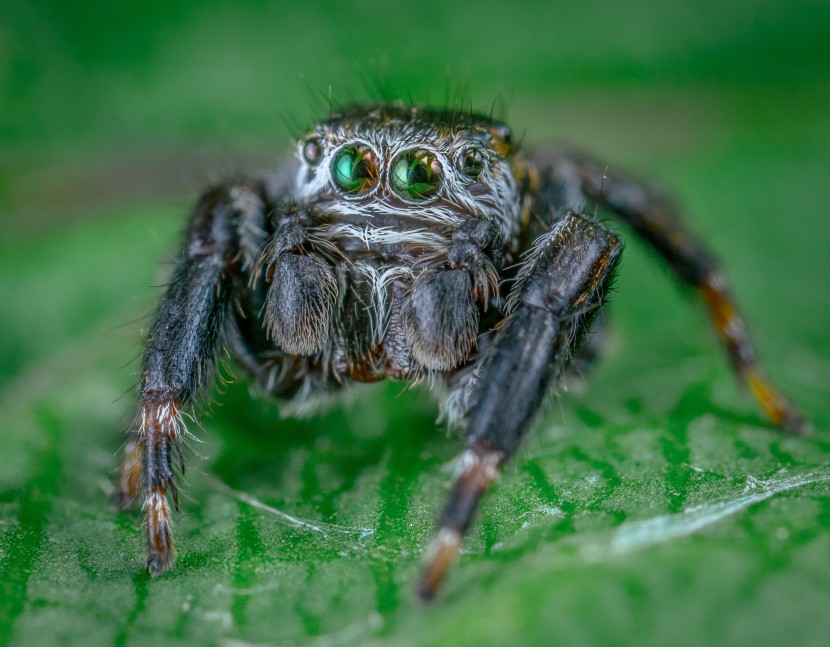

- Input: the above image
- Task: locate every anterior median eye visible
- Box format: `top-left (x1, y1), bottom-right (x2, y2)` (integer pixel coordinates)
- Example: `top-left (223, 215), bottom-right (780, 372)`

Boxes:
top-left (332, 145), bottom-right (378, 195)
top-left (391, 149), bottom-right (443, 200)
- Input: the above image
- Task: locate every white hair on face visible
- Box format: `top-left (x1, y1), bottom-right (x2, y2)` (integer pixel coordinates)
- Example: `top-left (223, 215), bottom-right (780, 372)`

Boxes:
top-left (293, 115), bottom-right (524, 242)
top-left (314, 223), bottom-right (450, 251)
top-left (352, 261), bottom-right (414, 345)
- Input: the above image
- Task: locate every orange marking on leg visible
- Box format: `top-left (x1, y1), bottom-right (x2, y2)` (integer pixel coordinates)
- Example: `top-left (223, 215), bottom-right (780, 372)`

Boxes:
top-left (114, 436), bottom-right (142, 509)
top-left (700, 279), bottom-right (737, 335)
top-left (141, 397), bottom-right (181, 574)
top-left (746, 368), bottom-right (787, 426)
top-left (418, 448), bottom-right (504, 601)
top-left (418, 529), bottom-right (462, 602)
top-left (144, 399), bottom-right (181, 442)
top-left (145, 486), bottom-right (175, 575)
top-left (700, 275), bottom-right (809, 434)
top-left (745, 367), bottom-right (810, 435)
top-left (573, 244), bottom-right (616, 309)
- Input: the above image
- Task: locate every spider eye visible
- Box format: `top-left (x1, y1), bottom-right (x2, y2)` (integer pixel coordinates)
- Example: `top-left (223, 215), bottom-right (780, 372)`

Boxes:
top-left (456, 146), bottom-right (486, 179)
top-left (391, 149), bottom-right (443, 200)
top-left (332, 146), bottom-right (378, 195)
top-left (302, 137), bottom-right (324, 165)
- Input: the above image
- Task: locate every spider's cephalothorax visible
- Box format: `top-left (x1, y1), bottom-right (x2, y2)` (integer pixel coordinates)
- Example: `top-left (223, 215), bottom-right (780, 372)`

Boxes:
top-left (269, 104), bottom-right (534, 381)
top-left (115, 102), bottom-right (808, 600)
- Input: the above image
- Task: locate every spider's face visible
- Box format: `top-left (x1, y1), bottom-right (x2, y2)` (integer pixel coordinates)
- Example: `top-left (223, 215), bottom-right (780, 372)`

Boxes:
top-left (294, 104), bottom-right (527, 238)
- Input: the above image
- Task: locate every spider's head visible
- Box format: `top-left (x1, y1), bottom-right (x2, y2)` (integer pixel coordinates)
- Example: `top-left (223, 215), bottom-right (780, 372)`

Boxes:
top-left (294, 103), bottom-right (529, 238)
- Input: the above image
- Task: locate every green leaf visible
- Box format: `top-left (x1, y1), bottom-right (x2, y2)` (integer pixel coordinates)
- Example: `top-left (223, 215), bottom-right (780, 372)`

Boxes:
top-left (2, 1), bottom-right (830, 646)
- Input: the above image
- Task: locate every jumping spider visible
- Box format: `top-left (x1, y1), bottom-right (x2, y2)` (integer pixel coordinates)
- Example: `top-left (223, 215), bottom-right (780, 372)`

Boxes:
top-left (115, 102), bottom-right (808, 600)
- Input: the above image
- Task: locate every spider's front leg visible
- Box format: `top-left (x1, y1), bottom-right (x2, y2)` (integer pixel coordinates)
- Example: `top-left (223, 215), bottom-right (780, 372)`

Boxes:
top-left (114, 181), bottom-right (268, 575)
top-left (418, 213), bottom-right (622, 600)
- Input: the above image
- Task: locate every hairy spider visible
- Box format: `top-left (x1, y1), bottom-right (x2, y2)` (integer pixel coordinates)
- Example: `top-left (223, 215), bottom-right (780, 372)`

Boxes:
top-left (115, 102), bottom-right (808, 600)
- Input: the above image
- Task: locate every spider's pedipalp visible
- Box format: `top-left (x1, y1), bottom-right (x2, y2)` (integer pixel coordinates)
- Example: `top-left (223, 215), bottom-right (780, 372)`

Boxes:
top-left (264, 252), bottom-right (338, 355)
top-left (402, 215), bottom-right (504, 372)
top-left (404, 269), bottom-right (479, 371)
top-left (256, 200), bottom-right (340, 356)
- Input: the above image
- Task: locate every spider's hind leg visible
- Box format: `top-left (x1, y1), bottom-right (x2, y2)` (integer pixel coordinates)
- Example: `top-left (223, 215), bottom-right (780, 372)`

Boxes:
top-left (419, 212), bottom-right (622, 600)
top-left (532, 148), bottom-right (809, 434)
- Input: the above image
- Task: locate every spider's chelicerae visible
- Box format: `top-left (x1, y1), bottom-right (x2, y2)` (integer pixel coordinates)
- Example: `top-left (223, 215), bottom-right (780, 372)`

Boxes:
top-left (115, 102), bottom-right (808, 600)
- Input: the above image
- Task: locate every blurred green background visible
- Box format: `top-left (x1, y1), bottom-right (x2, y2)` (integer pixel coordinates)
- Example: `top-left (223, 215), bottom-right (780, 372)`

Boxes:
top-left (1, 1), bottom-right (829, 645)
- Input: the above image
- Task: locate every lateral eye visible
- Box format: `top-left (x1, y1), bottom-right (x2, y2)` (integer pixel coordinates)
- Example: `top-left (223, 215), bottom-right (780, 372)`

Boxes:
top-left (391, 149), bottom-right (443, 200)
top-left (332, 146), bottom-right (378, 195)
top-left (302, 137), bottom-right (324, 165)
top-left (456, 146), bottom-right (486, 179)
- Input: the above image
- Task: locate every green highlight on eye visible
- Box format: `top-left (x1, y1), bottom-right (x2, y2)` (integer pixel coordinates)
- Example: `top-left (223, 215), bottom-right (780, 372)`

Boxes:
top-left (391, 149), bottom-right (443, 200)
top-left (332, 146), bottom-right (378, 195)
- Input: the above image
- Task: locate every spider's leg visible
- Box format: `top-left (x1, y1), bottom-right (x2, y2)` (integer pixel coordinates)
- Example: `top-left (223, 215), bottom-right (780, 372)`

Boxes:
top-left (566, 314), bottom-right (608, 384)
top-left (116, 181), bottom-right (268, 575)
top-left (419, 213), bottom-right (622, 600)
top-left (111, 423), bottom-right (141, 509)
top-left (532, 149), bottom-right (809, 434)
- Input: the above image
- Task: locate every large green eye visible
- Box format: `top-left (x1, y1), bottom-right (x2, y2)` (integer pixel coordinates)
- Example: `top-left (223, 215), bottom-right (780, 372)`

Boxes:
top-left (332, 146), bottom-right (378, 195)
top-left (391, 149), bottom-right (443, 200)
